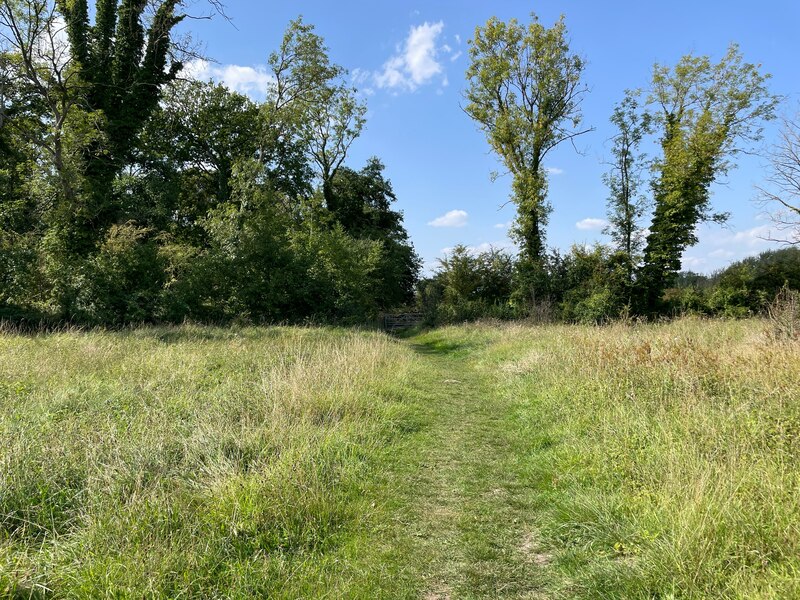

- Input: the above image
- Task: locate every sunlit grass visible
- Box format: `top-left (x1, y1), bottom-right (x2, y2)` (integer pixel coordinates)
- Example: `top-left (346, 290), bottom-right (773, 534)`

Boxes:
top-left (440, 318), bottom-right (800, 598)
top-left (2, 320), bottom-right (798, 598)
top-left (0, 325), bottom-right (417, 597)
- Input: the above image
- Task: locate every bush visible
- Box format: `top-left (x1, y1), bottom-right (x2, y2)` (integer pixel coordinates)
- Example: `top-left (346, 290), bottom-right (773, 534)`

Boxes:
top-left (421, 245), bottom-right (516, 325)
top-left (77, 224), bottom-right (166, 324)
top-left (767, 285), bottom-right (800, 340)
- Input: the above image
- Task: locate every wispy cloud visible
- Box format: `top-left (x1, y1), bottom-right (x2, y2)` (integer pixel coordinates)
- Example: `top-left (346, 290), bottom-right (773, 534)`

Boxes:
top-left (546, 167), bottom-right (565, 176)
top-left (184, 59), bottom-right (273, 98)
top-left (682, 256), bottom-right (708, 270)
top-left (428, 209), bottom-right (468, 228)
top-left (441, 241), bottom-right (517, 257)
top-left (494, 221), bottom-right (513, 230)
top-left (375, 21), bottom-right (445, 92)
top-left (682, 223), bottom-right (786, 272)
top-left (576, 218), bottom-right (609, 231)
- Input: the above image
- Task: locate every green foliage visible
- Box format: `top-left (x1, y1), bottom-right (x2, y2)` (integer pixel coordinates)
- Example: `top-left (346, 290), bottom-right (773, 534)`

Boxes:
top-left (329, 158), bottom-right (420, 308)
top-left (603, 93), bottom-right (651, 287)
top-left (638, 45), bottom-right (778, 311)
top-left (558, 245), bottom-right (630, 323)
top-left (77, 223), bottom-right (165, 324)
top-left (291, 222), bottom-right (384, 322)
top-left (0, 15), bottom-right (418, 326)
top-left (422, 245), bottom-right (516, 324)
top-left (665, 248), bottom-right (800, 317)
top-left (52, 0), bottom-right (186, 251)
top-left (0, 231), bottom-right (39, 318)
top-left (264, 16), bottom-right (366, 207)
top-left (465, 13), bottom-right (589, 267)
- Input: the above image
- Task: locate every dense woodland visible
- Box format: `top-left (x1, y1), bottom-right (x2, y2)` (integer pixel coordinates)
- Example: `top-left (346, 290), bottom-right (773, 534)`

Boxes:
top-left (1, 3), bottom-right (798, 326)
top-left (1, 4), bottom-right (419, 324)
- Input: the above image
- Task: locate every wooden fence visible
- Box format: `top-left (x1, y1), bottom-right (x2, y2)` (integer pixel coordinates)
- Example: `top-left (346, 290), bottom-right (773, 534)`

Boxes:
top-left (381, 312), bottom-right (424, 332)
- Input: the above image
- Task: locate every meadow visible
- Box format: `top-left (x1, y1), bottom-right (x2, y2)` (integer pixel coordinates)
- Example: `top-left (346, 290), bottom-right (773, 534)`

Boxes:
top-left (1, 319), bottom-right (798, 598)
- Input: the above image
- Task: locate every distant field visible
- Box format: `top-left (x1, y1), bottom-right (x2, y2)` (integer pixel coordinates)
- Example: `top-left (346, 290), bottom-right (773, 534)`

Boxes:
top-left (1, 320), bottom-right (799, 598)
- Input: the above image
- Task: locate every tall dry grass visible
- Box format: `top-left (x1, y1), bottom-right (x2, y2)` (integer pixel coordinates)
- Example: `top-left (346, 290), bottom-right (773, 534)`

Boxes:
top-left (485, 318), bottom-right (800, 597)
top-left (0, 325), bottom-right (414, 597)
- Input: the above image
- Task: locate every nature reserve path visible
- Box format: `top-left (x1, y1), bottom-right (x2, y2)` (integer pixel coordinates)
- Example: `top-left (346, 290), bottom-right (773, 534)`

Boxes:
top-left (382, 331), bottom-right (549, 599)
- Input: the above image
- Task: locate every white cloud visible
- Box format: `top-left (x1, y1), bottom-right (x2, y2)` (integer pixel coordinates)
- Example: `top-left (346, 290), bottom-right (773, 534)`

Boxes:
top-left (441, 240), bottom-right (517, 257)
top-left (351, 68), bottom-right (375, 96)
top-left (728, 224), bottom-right (777, 248)
top-left (682, 256), bottom-right (708, 270)
top-left (375, 21), bottom-right (445, 91)
top-left (494, 221), bottom-right (512, 229)
top-left (428, 209), bottom-right (468, 228)
top-left (709, 249), bottom-right (735, 259)
top-left (454, 34), bottom-right (461, 44)
top-left (576, 218), bottom-right (609, 231)
top-left (680, 223), bottom-right (787, 273)
top-left (184, 59), bottom-right (274, 98)
top-left (351, 67), bottom-right (370, 85)
top-left (450, 50), bottom-right (463, 62)
top-left (546, 167), bottom-right (565, 175)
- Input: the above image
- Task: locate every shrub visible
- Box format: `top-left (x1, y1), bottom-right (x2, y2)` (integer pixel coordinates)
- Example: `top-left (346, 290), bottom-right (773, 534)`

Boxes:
top-left (767, 285), bottom-right (800, 340)
top-left (78, 224), bottom-right (166, 324)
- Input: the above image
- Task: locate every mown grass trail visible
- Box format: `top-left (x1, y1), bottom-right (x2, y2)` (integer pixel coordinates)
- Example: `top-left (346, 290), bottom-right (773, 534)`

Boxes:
top-left (395, 321), bottom-right (800, 599)
top-left (385, 329), bottom-right (554, 599)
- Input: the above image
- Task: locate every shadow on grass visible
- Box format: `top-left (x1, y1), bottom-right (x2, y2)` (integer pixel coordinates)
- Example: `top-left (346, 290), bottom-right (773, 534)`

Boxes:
top-left (410, 338), bottom-right (472, 357)
top-left (2, 582), bottom-right (48, 600)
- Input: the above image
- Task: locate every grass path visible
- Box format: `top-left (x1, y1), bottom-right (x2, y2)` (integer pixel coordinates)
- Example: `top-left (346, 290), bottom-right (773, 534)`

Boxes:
top-left (381, 329), bottom-right (550, 599)
top-left (380, 322), bottom-right (800, 600)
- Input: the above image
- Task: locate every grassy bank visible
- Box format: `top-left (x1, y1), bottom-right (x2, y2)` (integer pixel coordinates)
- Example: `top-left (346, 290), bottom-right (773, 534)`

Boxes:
top-left (0, 326), bottom-right (422, 597)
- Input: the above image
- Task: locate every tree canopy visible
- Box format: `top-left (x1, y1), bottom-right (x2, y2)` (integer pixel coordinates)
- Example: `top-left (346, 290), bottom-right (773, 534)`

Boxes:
top-left (465, 13), bottom-right (590, 272)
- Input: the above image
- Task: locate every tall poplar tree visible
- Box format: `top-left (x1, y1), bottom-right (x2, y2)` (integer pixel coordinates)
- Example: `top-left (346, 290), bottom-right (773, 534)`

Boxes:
top-left (464, 13), bottom-right (590, 289)
top-left (603, 94), bottom-right (651, 289)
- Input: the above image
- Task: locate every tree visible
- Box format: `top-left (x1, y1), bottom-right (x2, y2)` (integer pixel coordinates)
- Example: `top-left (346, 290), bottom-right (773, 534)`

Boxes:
top-left (0, 0), bottom-right (85, 210)
top-left (265, 17), bottom-right (366, 208)
top-left (603, 93), bottom-right (651, 291)
top-left (757, 111), bottom-right (800, 244)
top-left (138, 80), bottom-right (261, 240)
top-left (56, 0), bottom-right (186, 249)
top-left (464, 13), bottom-right (590, 270)
top-left (423, 245), bottom-right (516, 323)
top-left (329, 158), bottom-right (420, 307)
top-left (638, 45), bottom-right (778, 311)
top-left (1, 0), bottom-right (191, 252)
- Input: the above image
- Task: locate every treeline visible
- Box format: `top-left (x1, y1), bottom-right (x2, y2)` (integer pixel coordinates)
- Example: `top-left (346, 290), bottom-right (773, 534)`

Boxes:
top-left (2, 4), bottom-right (798, 328)
top-left (420, 245), bottom-right (800, 324)
top-left (0, 5), bottom-right (418, 325)
top-left (434, 13), bottom-right (792, 324)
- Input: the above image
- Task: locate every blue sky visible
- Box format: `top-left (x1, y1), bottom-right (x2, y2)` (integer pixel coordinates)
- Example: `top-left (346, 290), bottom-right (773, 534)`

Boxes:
top-left (180, 1), bottom-right (800, 274)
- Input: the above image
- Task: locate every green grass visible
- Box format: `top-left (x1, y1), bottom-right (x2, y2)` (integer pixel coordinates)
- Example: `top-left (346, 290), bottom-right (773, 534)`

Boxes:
top-left (2, 320), bottom-right (799, 598)
top-left (408, 319), bottom-right (800, 599)
top-left (0, 325), bottom-right (424, 598)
